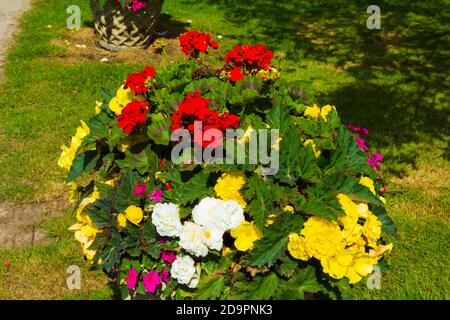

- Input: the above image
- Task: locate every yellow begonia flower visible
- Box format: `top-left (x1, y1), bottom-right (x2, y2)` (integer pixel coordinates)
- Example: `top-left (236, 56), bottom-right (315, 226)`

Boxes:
top-left (265, 214), bottom-right (277, 227)
top-left (345, 252), bottom-right (378, 284)
top-left (304, 104), bottom-right (336, 122)
top-left (230, 221), bottom-right (262, 251)
top-left (117, 213), bottom-right (127, 228)
top-left (363, 213), bottom-right (382, 247)
top-left (95, 101), bottom-right (102, 114)
top-left (125, 205), bottom-right (143, 225)
top-left (214, 173), bottom-right (247, 209)
top-left (58, 120), bottom-right (90, 171)
top-left (303, 139), bottom-right (321, 158)
top-left (320, 105), bottom-right (336, 122)
top-left (321, 247), bottom-right (354, 279)
top-left (287, 233), bottom-right (310, 261)
top-left (221, 246), bottom-right (232, 256)
top-left (301, 216), bottom-right (345, 259)
top-left (109, 86), bottom-right (144, 115)
top-left (336, 194), bottom-right (359, 218)
top-left (369, 243), bottom-right (393, 258)
top-left (283, 205), bottom-right (295, 213)
top-left (304, 104), bottom-right (321, 119)
top-left (359, 176), bottom-right (376, 195)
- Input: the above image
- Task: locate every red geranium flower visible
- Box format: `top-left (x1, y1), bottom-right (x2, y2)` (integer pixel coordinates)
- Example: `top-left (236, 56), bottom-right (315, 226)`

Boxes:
top-left (179, 31), bottom-right (219, 59)
top-left (118, 100), bottom-right (150, 134)
top-left (124, 66), bottom-right (156, 95)
top-left (224, 44), bottom-right (274, 82)
top-left (171, 92), bottom-right (240, 147)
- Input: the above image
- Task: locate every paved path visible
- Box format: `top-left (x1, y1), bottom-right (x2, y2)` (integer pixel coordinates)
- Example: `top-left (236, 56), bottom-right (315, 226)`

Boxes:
top-left (0, 0), bottom-right (30, 80)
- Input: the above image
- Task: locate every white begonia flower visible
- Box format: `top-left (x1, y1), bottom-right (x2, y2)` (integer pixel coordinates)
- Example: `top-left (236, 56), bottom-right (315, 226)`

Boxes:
top-left (192, 197), bottom-right (223, 227)
top-left (201, 225), bottom-right (225, 251)
top-left (188, 273), bottom-right (200, 288)
top-left (213, 200), bottom-right (245, 231)
top-left (151, 203), bottom-right (182, 237)
top-left (171, 255), bottom-right (197, 286)
top-left (179, 222), bottom-right (209, 257)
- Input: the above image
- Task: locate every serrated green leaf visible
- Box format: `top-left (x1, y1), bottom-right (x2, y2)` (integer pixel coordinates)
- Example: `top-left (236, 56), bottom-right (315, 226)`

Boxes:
top-left (193, 276), bottom-right (225, 300)
top-left (147, 114), bottom-right (172, 145)
top-left (66, 150), bottom-right (99, 183)
top-left (244, 214), bottom-right (303, 267)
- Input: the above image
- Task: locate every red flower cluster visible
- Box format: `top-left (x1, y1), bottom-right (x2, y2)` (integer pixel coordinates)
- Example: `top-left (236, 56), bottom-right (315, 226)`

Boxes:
top-left (179, 31), bottom-right (219, 59)
top-left (224, 44), bottom-right (273, 82)
top-left (118, 101), bottom-right (150, 134)
top-left (124, 66), bottom-right (156, 95)
top-left (171, 92), bottom-right (240, 147)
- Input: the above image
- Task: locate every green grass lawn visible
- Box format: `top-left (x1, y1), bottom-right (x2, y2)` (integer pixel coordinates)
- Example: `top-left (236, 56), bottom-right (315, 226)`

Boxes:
top-left (0, 0), bottom-right (448, 299)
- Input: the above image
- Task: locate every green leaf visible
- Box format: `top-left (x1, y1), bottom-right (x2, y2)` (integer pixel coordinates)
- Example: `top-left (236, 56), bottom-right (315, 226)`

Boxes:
top-left (266, 100), bottom-right (290, 134)
top-left (245, 174), bottom-right (283, 230)
top-left (85, 198), bottom-right (113, 228)
top-left (116, 146), bottom-right (156, 175)
top-left (147, 114), bottom-right (172, 145)
top-left (229, 274), bottom-right (279, 299)
top-left (99, 247), bottom-right (119, 272)
top-left (276, 266), bottom-right (322, 299)
top-left (66, 150), bottom-right (99, 183)
top-left (371, 205), bottom-right (397, 236)
top-left (244, 214), bottom-right (303, 267)
top-left (327, 126), bottom-right (370, 175)
top-left (164, 171), bottom-right (211, 205)
top-left (193, 276), bottom-right (225, 300)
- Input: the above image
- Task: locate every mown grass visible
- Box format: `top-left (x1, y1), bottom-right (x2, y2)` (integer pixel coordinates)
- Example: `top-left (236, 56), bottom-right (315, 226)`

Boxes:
top-left (0, 0), bottom-right (448, 299)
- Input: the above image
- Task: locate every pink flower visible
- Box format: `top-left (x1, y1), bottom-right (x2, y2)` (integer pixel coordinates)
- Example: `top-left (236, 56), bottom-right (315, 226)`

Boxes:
top-left (372, 153), bottom-right (383, 162)
top-left (126, 269), bottom-right (138, 290)
top-left (161, 250), bottom-right (177, 264)
top-left (160, 268), bottom-right (170, 283)
top-left (149, 189), bottom-right (163, 202)
top-left (355, 135), bottom-right (369, 152)
top-left (367, 157), bottom-right (381, 171)
top-left (142, 271), bottom-right (161, 294)
top-left (133, 183), bottom-right (147, 196)
top-left (379, 187), bottom-right (387, 193)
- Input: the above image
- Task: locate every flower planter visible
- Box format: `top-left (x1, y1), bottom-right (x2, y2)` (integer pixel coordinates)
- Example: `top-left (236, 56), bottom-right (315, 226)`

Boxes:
top-left (90, 0), bottom-right (163, 51)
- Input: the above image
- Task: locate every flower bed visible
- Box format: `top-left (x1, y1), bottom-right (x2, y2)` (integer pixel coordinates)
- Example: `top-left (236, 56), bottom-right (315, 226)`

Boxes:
top-left (59, 31), bottom-right (395, 299)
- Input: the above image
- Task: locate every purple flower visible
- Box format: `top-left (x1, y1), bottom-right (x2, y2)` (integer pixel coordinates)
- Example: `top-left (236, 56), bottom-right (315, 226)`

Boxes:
top-left (360, 128), bottom-right (369, 136)
top-left (126, 269), bottom-right (138, 290)
top-left (161, 250), bottom-right (177, 264)
top-left (133, 183), bottom-right (147, 197)
top-left (149, 189), bottom-right (163, 202)
top-left (142, 271), bottom-right (161, 294)
top-left (160, 268), bottom-right (170, 283)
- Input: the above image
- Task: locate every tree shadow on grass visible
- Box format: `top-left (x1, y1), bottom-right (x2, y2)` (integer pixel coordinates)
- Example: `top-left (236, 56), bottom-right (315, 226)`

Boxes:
top-left (203, 0), bottom-right (450, 176)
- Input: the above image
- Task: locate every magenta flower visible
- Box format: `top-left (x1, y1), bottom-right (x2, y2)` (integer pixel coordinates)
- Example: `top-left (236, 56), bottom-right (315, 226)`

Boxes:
top-left (142, 271), bottom-right (161, 294)
top-left (372, 153), bottom-right (383, 162)
top-left (161, 250), bottom-right (177, 264)
top-left (160, 268), bottom-right (170, 283)
top-left (379, 186), bottom-right (387, 193)
top-left (367, 157), bottom-right (381, 171)
top-left (149, 189), bottom-right (163, 202)
top-left (133, 183), bottom-right (147, 196)
top-left (126, 269), bottom-right (139, 290)
top-left (355, 135), bottom-right (369, 152)
top-left (347, 124), bottom-right (369, 136)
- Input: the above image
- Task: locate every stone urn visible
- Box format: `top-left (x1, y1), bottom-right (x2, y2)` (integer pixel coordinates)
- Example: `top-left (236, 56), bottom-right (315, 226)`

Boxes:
top-left (90, 0), bottom-right (164, 51)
